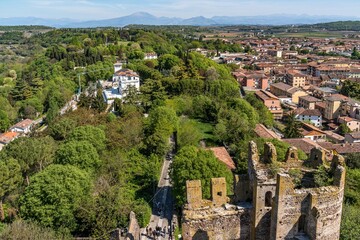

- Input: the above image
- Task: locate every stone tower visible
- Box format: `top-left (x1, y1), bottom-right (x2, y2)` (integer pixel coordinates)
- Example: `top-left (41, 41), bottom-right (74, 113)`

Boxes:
top-left (182, 142), bottom-right (346, 240)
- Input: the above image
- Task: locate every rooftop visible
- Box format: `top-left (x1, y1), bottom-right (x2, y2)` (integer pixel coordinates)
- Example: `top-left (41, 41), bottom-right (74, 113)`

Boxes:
top-left (0, 132), bottom-right (20, 144)
top-left (254, 124), bottom-right (280, 139)
top-left (11, 119), bottom-right (33, 129)
top-left (299, 95), bottom-right (322, 102)
top-left (208, 147), bottom-right (236, 170)
top-left (282, 138), bottom-right (326, 154)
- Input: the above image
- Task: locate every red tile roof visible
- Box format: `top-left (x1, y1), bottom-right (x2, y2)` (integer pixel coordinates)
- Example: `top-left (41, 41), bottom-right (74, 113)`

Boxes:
top-left (0, 132), bottom-right (19, 144)
top-left (254, 124), bottom-right (280, 139)
top-left (209, 147), bottom-right (236, 170)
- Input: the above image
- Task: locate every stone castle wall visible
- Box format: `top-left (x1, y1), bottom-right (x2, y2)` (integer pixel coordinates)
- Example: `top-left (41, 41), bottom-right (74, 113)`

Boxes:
top-left (182, 143), bottom-right (346, 240)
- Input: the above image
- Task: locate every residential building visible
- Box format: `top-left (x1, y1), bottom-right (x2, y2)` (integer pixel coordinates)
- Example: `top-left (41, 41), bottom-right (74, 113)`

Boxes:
top-left (282, 138), bottom-right (327, 154)
top-left (293, 108), bottom-right (322, 127)
top-left (254, 124), bottom-right (280, 139)
top-left (345, 132), bottom-right (360, 143)
top-left (144, 52), bottom-right (158, 60)
top-left (338, 116), bottom-right (360, 132)
top-left (324, 95), bottom-right (346, 120)
top-left (103, 68), bottom-right (140, 104)
top-left (312, 87), bottom-right (338, 99)
top-left (10, 119), bottom-right (34, 134)
top-left (324, 131), bottom-right (345, 143)
top-left (319, 142), bottom-right (360, 155)
top-left (298, 95), bottom-right (322, 110)
top-left (286, 70), bottom-right (306, 87)
top-left (270, 82), bottom-right (308, 104)
top-left (0, 132), bottom-right (20, 150)
top-left (255, 90), bottom-right (283, 119)
top-left (300, 122), bottom-right (326, 142)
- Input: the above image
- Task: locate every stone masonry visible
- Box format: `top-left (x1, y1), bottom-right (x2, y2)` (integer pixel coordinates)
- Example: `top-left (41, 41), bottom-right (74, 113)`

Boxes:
top-left (182, 142), bottom-right (346, 240)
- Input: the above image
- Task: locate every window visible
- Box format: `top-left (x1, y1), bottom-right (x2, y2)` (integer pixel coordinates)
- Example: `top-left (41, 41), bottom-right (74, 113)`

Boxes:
top-left (265, 191), bottom-right (272, 207)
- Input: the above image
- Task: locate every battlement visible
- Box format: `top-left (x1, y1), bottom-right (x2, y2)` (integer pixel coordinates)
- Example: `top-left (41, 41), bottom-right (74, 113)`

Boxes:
top-left (185, 177), bottom-right (228, 209)
top-left (182, 141), bottom-right (346, 240)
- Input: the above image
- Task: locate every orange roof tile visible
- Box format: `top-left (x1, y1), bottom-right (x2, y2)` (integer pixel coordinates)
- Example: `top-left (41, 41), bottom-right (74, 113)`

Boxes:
top-left (208, 147), bottom-right (236, 170)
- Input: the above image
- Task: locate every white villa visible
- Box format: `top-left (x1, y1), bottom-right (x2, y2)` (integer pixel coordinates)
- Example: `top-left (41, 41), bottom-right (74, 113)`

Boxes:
top-left (102, 63), bottom-right (140, 104)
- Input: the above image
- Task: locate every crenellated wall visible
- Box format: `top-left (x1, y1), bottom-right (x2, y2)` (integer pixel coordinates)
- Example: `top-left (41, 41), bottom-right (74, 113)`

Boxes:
top-left (182, 142), bottom-right (346, 240)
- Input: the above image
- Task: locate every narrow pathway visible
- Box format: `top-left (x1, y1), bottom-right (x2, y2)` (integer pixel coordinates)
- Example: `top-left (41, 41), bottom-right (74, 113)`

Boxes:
top-left (141, 148), bottom-right (176, 239)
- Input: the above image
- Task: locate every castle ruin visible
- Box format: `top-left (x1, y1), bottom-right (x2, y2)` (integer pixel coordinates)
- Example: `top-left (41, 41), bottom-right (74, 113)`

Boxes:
top-left (182, 141), bottom-right (346, 240)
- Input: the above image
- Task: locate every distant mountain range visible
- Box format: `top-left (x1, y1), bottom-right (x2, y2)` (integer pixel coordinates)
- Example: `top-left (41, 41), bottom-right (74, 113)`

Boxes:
top-left (0, 12), bottom-right (359, 28)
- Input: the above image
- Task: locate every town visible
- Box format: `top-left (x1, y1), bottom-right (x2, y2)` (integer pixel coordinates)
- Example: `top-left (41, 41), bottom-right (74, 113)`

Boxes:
top-left (1, 7), bottom-right (360, 240)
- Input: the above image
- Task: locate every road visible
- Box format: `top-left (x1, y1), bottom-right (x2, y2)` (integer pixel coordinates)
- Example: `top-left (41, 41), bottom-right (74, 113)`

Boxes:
top-left (141, 151), bottom-right (175, 240)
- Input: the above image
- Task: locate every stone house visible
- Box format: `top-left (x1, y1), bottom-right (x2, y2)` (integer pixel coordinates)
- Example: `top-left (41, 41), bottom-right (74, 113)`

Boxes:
top-left (182, 142), bottom-right (345, 240)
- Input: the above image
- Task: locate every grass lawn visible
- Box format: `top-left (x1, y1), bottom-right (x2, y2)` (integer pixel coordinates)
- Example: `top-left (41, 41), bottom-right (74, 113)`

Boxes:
top-left (193, 120), bottom-right (218, 147)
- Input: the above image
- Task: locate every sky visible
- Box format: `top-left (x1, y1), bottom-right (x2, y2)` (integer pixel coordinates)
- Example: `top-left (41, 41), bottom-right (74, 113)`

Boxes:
top-left (1, 0), bottom-right (360, 20)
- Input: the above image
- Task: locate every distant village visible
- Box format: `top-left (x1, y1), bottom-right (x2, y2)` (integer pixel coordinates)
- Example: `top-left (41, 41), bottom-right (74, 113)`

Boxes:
top-left (187, 36), bottom-right (360, 159)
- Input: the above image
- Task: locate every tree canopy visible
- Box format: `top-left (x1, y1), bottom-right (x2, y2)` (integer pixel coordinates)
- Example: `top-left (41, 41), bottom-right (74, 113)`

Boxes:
top-left (19, 165), bottom-right (92, 232)
top-left (170, 146), bottom-right (233, 207)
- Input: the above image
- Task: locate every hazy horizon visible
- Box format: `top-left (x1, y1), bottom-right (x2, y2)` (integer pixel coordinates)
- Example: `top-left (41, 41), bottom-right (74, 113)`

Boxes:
top-left (1, 0), bottom-right (360, 20)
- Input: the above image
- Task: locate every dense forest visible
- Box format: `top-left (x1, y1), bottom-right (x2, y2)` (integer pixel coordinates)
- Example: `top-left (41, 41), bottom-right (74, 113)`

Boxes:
top-left (0, 26), bottom-right (358, 239)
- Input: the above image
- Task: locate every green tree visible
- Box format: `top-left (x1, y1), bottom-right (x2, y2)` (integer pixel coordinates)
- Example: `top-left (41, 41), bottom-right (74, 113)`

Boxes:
top-left (339, 123), bottom-right (351, 135)
top-left (3, 137), bottom-right (57, 185)
top-left (170, 146), bottom-right (233, 207)
top-left (0, 110), bottom-right (10, 132)
top-left (0, 158), bottom-right (22, 221)
top-left (284, 112), bottom-right (303, 138)
top-left (144, 106), bottom-right (178, 155)
top-left (158, 54), bottom-right (182, 70)
top-left (345, 153), bottom-right (360, 169)
top-left (19, 165), bottom-right (91, 232)
top-left (0, 219), bottom-right (70, 240)
top-left (140, 79), bottom-right (167, 111)
top-left (341, 204), bottom-right (360, 239)
top-left (91, 89), bottom-right (106, 113)
top-left (55, 141), bottom-right (101, 171)
top-left (68, 125), bottom-right (106, 152)
top-left (49, 118), bottom-right (77, 140)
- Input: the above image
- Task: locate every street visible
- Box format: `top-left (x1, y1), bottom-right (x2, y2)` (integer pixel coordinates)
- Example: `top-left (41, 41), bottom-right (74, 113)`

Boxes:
top-left (141, 150), bottom-right (176, 240)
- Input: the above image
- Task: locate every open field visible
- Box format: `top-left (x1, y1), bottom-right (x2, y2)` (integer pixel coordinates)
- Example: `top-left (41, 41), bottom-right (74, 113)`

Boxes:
top-left (274, 31), bottom-right (344, 38)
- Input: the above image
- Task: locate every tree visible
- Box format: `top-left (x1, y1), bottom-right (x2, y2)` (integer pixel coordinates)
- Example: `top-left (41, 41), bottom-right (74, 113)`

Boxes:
top-left (170, 146), bottom-right (233, 207)
top-left (345, 153), bottom-right (360, 169)
top-left (341, 204), bottom-right (360, 239)
top-left (0, 219), bottom-right (70, 240)
top-left (68, 125), bottom-right (106, 152)
top-left (144, 106), bottom-right (178, 155)
top-left (284, 112), bottom-right (303, 138)
top-left (205, 67), bottom-right (219, 81)
top-left (2, 137), bottom-right (57, 185)
top-left (140, 79), bottom-right (167, 111)
top-left (339, 123), bottom-right (351, 135)
top-left (0, 158), bottom-right (21, 221)
top-left (0, 110), bottom-right (10, 132)
top-left (19, 165), bottom-right (91, 232)
top-left (91, 89), bottom-right (106, 113)
top-left (158, 54), bottom-right (182, 70)
top-left (55, 140), bottom-right (101, 171)
top-left (49, 118), bottom-right (77, 140)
